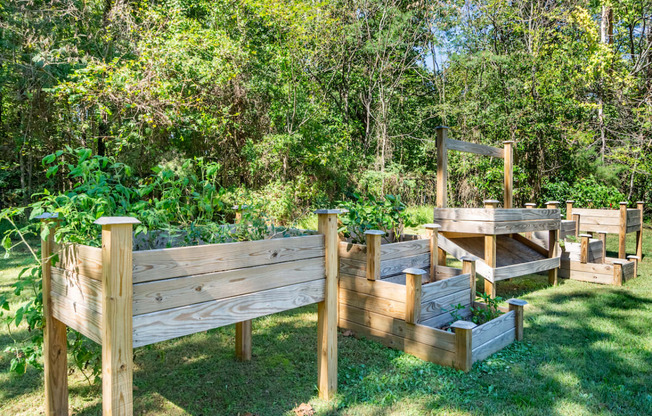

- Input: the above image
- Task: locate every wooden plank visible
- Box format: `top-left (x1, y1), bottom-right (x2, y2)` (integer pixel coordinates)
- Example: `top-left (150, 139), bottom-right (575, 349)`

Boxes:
top-left (433, 208), bottom-right (559, 222)
top-left (379, 239), bottom-right (430, 261)
top-left (379, 253), bottom-right (430, 278)
top-left (339, 318), bottom-right (457, 367)
top-left (339, 274), bottom-right (405, 303)
top-left (492, 257), bottom-right (560, 282)
top-left (436, 127), bottom-right (448, 208)
top-left (235, 320), bottom-right (252, 361)
top-left (51, 268), bottom-right (103, 314)
top-left (451, 321), bottom-right (475, 371)
top-left (132, 235), bottom-right (325, 283)
top-left (437, 236), bottom-right (493, 278)
top-left (626, 210), bottom-right (641, 227)
top-left (562, 241), bottom-right (603, 263)
top-left (573, 208), bottom-right (620, 219)
top-left (57, 244), bottom-right (103, 281)
top-left (484, 234), bottom-right (497, 298)
top-left (447, 138), bottom-right (504, 158)
top-left (471, 311), bottom-right (515, 349)
top-left (619, 203), bottom-right (627, 258)
top-left (340, 258), bottom-right (366, 278)
top-left (512, 233), bottom-right (548, 256)
top-left (558, 268), bottom-right (614, 285)
top-left (132, 258), bottom-right (324, 315)
top-left (471, 328), bottom-right (515, 363)
top-left (339, 288), bottom-right (405, 319)
top-left (421, 273), bottom-right (470, 302)
top-left (504, 141), bottom-right (513, 208)
top-left (338, 241), bottom-right (366, 262)
top-left (561, 260), bottom-right (614, 274)
top-left (419, 305), bottom-right (472, 329)
top-left (133, 279), bottom-right (325, 348)
top-left (339, 304), bottom-right (456, 352)
top-left (420, 289), bottom-right (472, 322)
top-left (51, 291), bottom-right (102, 344)
top-left (366, 232), bottom-right (382, 281)
top-left (434, 219), bottom-right (561, 235)
top-left (578, 224), bottom-right (620, 234)
top-left (621, 261), bottom-right (635, 281)
top-left (405, 270), bottom-right (423, 324)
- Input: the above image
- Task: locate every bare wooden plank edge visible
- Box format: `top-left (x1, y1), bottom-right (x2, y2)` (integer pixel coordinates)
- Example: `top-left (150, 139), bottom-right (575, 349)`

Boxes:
top-left (433, 208), bottom-right (559, 222)
top-left (437, 235), bottom-right (493, 278)
top-left (420, 289), bottom-right (472, 322)
top-left (338, 319), bottom-right (456, 367)
top-left (55, 244), bottom-right (103, 281)
top-left (471, 328), bottom-right (515, 363)
top-left (419, 305), bottom-right (472, 329)
top-left (339, 288), bottom-right (405, 319)
top-left (132, 279), bottom-right (325, 347)
top-left (379, 253), bottom-right (430, 278)
top-left (558, 268), bottom-right (614, 285)
top-left (338, 241), bottom-right (366, 262)
top-left (133, 258), bottom-right (325, 315)
top-left (379, 239), bottom-right (429, 260)
top-left (434, 219), bottom-right (561, 235)
top-left (446, 138), bottom-right (504, 159)
top-left (471, 311), bottom-right (515, 350)
top-left (50, 291), bottom-right (102, 344)
top-left (422, 273), bottom-right (470, 301)
top-left (562, 241), bottom-right (603, 263)
top-left (132, 234), bottom-right (325, 282)
top-left (572, 208), bottom-right (620, 218)
top-left (339, 274), bottom-right (405, 303)
top-left (560, 260), bottom-right (613, 274)
top-left (339, 303), bottom-right (456, 352)
top-left (51, 267), bottom-right (103, 313)
top-left (492, 257), bottom-right (560, 282)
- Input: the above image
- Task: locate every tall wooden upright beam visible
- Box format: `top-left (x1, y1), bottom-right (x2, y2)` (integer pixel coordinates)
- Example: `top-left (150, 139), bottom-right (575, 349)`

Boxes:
top-left (546, 201), bottom-right (559, 286)
top-left (462, 256), bottom-right (477, 304)
top-left (507, 299), bottom-right (527, 342)
top-left (524, 203), bottom-right (535, 239)
top-left (37, 213), bottom-right (69, 416)
top-left (636, 201), bottom-right (644, 260)
top-left (619, 202), bottom-right (627, 259)
top-left (316, 209), bottom-right (340, 400)
top-left (425, 224), bottom-right (440, 282)
top-left (233, 205), bottom-right (252, 361)
top-left (579, 234), bottom-right (591, 264)
top-left (436, 126), bottom-right (448, 208)
top-left (566, 200), bottom-right (574, 220)
top-left (365, 230), bottom-right (384, 281)
top-left (597, 231), bottom-right (607, 263)
top-left (404, 268), bottom-right (426, 324)
top-left (483, 200), bottom-right (498, 298)
top-left (95, 217), bottom-right (140, 416)
top-left (503, 141), bottom-right (514, 209)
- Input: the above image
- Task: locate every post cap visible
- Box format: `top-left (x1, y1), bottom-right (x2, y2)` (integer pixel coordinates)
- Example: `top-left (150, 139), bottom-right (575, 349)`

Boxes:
top-left (314, 209), bottom-right (344, 214)
top-left (460, 255), bottom-right (480, 262)
top-left (525, 203), bottom-right (536, 207)
top-left (364, 230), bottom-right (386, 236)
top-left (627, 255), bottom-right (640, 260)
top-left (545, 201), bottom-right (560, 206)
top-left (612, 259), bottom-right (628, 265)
top-left (597, 230), bottom-right (608, 234)
top-left (450, 320), bottom-right (477, 330)
top-left (435, 126), bottom-right (449, 130)
top-left (503, 140), bottom-right (515, 144)
top-left (424, 223), bottom-right (441, 230)
top-left (620, 201), bottom-right (628, 206)
top-left (566, 200), bottom-right (575, 204)
top-left (507, 298), bottom-right (528, 306)
top-left (403, 268), bottom-right (427, 276)
top-left (636, 201), bottom-right (644, 205)
top-left (94, 217), bottom-right (141, 225)
top-left (579, 234), bottom-right (592, 238)
top-left (34, 212), bottom-right (59, 220)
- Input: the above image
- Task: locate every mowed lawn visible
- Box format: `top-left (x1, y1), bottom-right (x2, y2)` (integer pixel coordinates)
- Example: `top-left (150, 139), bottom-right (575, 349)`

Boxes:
top-left (0, 230), bottom-right (650, 415)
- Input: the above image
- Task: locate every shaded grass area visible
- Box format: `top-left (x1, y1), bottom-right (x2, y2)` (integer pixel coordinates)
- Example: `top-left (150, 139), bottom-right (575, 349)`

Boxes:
top-left (0, 230), bottom-right (650, 415)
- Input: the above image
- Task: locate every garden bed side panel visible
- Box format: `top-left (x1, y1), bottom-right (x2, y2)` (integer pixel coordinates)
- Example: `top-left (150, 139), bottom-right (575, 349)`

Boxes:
top-left (470, 310), bottom-right (516, 363)
top-left (572, 208), bottom-right (641, 234)
top-left (130, 235), bottom-right (327, 347)
top-left (51, 244), bottom-right (103, 344)
top-left (339, 239), bottom-right (431, 280)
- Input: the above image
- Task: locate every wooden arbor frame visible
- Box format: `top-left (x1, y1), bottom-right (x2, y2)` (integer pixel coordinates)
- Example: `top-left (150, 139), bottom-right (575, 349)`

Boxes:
top-left (39, 210), bottom-right (341, 416)
top-left (433, 127), bottom-right (561, 298)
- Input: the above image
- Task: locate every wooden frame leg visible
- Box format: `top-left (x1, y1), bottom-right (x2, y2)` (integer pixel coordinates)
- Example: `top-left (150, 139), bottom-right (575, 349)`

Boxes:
top-left (235, 321), bottom-right (252, 361)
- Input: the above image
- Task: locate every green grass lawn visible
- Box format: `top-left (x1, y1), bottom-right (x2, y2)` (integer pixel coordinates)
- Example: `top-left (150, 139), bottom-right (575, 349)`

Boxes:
top-left (1, 229), bottom-right (650, 415)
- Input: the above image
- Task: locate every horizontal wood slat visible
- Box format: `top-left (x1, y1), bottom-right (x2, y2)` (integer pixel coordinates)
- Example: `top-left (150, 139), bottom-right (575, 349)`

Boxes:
top-left (438, 235), bottom-right (493, 277)
top-left (434, 219), bottom-right (561, 235)
top-left (133, 258), bottom-right (325, 315)
top-left (446, 139), bottom-right (504, 158)
top-left (562, 241), bottom-right (603, 263)
top-left (572, 209), bottom-right (620, 219)
top-left (51, 267), bottom-right (103, 314)
top-left (421, 273), bottom-right (470, 302)
top-left (132, 279), bottom-right (325, 347)
top-left (338, 242), bottom-right (366, 262)
top-left (339, 274), bottom-right (405, 303)
top-left (132, 235), bottom-right (324, 283)
top-left (379, 239), bottom-right (430, 261)
top-left (560, 260), bottom-right (613, 274)
top-left (558, 268), bottom-right (614, 284)
top-left (433, 208), bottom-right (559, 222)
top-left (492, 257), bottom-right (560, 282)
top-left (472, 328), bottom-right (515, 363)
top-left (419, 305), bottom-right (472, 329)
top-left (419, 289), bottom-right (472, 323)
top-left (379, 253), bottom-right (430, 278)
top-left (56, 244), bottom-right (102, 281)
top-left (50, 292), bottom-right (102, 344)
top-left (471, 311), bottom-right (515, 350)
top-left (339, 288), bottom-right (405, 319)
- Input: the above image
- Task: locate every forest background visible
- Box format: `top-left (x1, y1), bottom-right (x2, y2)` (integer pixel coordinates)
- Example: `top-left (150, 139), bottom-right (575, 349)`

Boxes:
top-left (2, 0), bottom-right (651, 221)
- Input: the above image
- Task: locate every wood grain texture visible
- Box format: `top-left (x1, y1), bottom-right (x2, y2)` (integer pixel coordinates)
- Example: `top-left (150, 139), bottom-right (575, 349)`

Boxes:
top-left (51, 267), bottom-right (103, 314)
top-left (379, 253), bottom-right (430, 279)
top-left (452, 323), bottom-right (473, 371)
top-left (57, 243), bottom-right (103, 281)
top-left (447, 138), bottom-right (504, 158)
top-left (379, 239), bottom-right (430, 260)
top-left (433, 208), bottom-right (559, 222)
top-left (365, 232), bottom-right (382, 281)
top-left (133, 279), bottom-right (326, 347)
top-left (492, 257), bottom-right (560, 282)
top-left (472, 328), bottom-right (515, 363)
top-left (132, 235), bottom-right (325, 283)
top-left (405, 271), bottom-right (422, 324)
top-left (339, 288), bottom-right (405, 319)
top-left (619, 204), bottom-right (627, 259)
top-left (235, 320), bottom-right (252, 361)
top-left (436, 127), bottom-right (448, 208)
top-left (419, 289), bottom-right (472, 323)
top-left (132, 258), bottom-right (324, 315)
top-left (562, 240), bottom-right (604, 263)
top-left (470, 311), bottom-right (515, 349)
top-left (419, 305), bottom-right (472, 329)
top-left (101, 223), bottom-right (134, 416)
top-left (636, 203), bottom-right (644, 259)
top-left (338, 241), bottom-right (366, 262)
top-left (558, 268), bottom-right (614, 284)
top-left (50, 291), bottom-right (102, 344)
top-left (484, 234), bottom-right (496, 298)
top-left (339, 274), bottom-right (405, 303)
top-left (503, 141), bottom-right (513, 208)
top-left (433, 218), bottom-right (561, 235)
top-left (421, 273), bottom-right (470, 302)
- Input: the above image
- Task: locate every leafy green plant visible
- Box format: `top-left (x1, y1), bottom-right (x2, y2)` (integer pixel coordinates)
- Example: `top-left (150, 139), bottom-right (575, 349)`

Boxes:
top-left (443, 303), bottom-right (467, 324)
top-left (471, 292), bottom-right (504, 325)
top-left (338, 193), bottom-right (414, 243)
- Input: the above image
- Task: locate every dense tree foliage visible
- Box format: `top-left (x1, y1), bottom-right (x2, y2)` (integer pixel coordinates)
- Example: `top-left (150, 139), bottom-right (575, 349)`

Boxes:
top-left (1, 0), bottom-right (650, 219)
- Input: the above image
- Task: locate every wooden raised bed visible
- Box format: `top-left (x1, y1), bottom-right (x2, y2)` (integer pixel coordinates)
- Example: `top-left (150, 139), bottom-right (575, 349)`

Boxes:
top-left (38, 210), bottom-right (341, 416)
top-left (338, 229), bottom-right (527, 370)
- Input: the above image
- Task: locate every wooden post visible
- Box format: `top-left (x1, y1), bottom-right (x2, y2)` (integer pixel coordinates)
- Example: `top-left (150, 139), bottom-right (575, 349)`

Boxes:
top-left (524, 203), bottom-right (535, 239)
top-left (566, 200), bottom-right (574, 220)
top-left (619, 202), bottom-right (627, 259)
top-left (436, 126), bottom-right (448, 208)
top-left (234, 204), bottom-right (252, 361)
top-left (597, 231), bottom-right (607, 263)
top-left (450, 321), bottom-right (476, 372)
top-left (636, 201), bottom-right (644, 260)
top-left (483, 200), bottom-right (498, 298)
top-left (404, 268), bottom-right (426, 324)
top-left (503, 141), bottom-right (514, 209)
top-left (613, 260), bottom-right (625, 286)
top-left (461, 256), bottom-right (477, 304)
top-left (579, 234), bottom-right (591, 264)
top-left (425, 224), bottom-right (440, 282)
top-left (573, 213), bottom-right (581, 238)
top-left (37, 213), bottom-right (69, 416)
top-left (546, 201), bottom-right (559, 286)
top-left (316, 209), bottom-right (340, 400)
top-left (507, 299), bottom-right (527, 341)
top-left (95, 217), bottom-right (140, 416)
top-left (365, 230), bottom-right (384, 281)
top-left (627, 255), bottom-right (639, 277)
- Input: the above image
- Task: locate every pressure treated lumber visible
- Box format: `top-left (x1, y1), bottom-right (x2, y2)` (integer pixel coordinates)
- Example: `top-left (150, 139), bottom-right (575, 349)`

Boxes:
top-left (425, 224), bottom-right (440, 281)
top-left (365, 231), bottom-right (384, 281)
top-left (436, 126), bottom-right (448, 208)
top-left (503, 141), bottom-right (514, 208)
top-left (405, 268), bottom-right (426, 324)
top-left (39, 216), bottom-right (69, 416)
top-left (483, 200), bottom-right (497, 298)
top-left (619, 202), bottom-right (627, 259)
top-left (546, 201), bottom-right (559, 286)
top-left (451, 321), bottom-right (476, 371)
top-left (507, 299), bottom-right (527, 341)
top-left (446, 138), bottom-right (504, 159)
top-left (636, 202), bottom-right (644, 259)
top-left (470, 310), bottom-right (515, 349)
top-left (233, 204), bottom-right (252, 362)
top-left (97, 217), bottom-right (138, 416)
